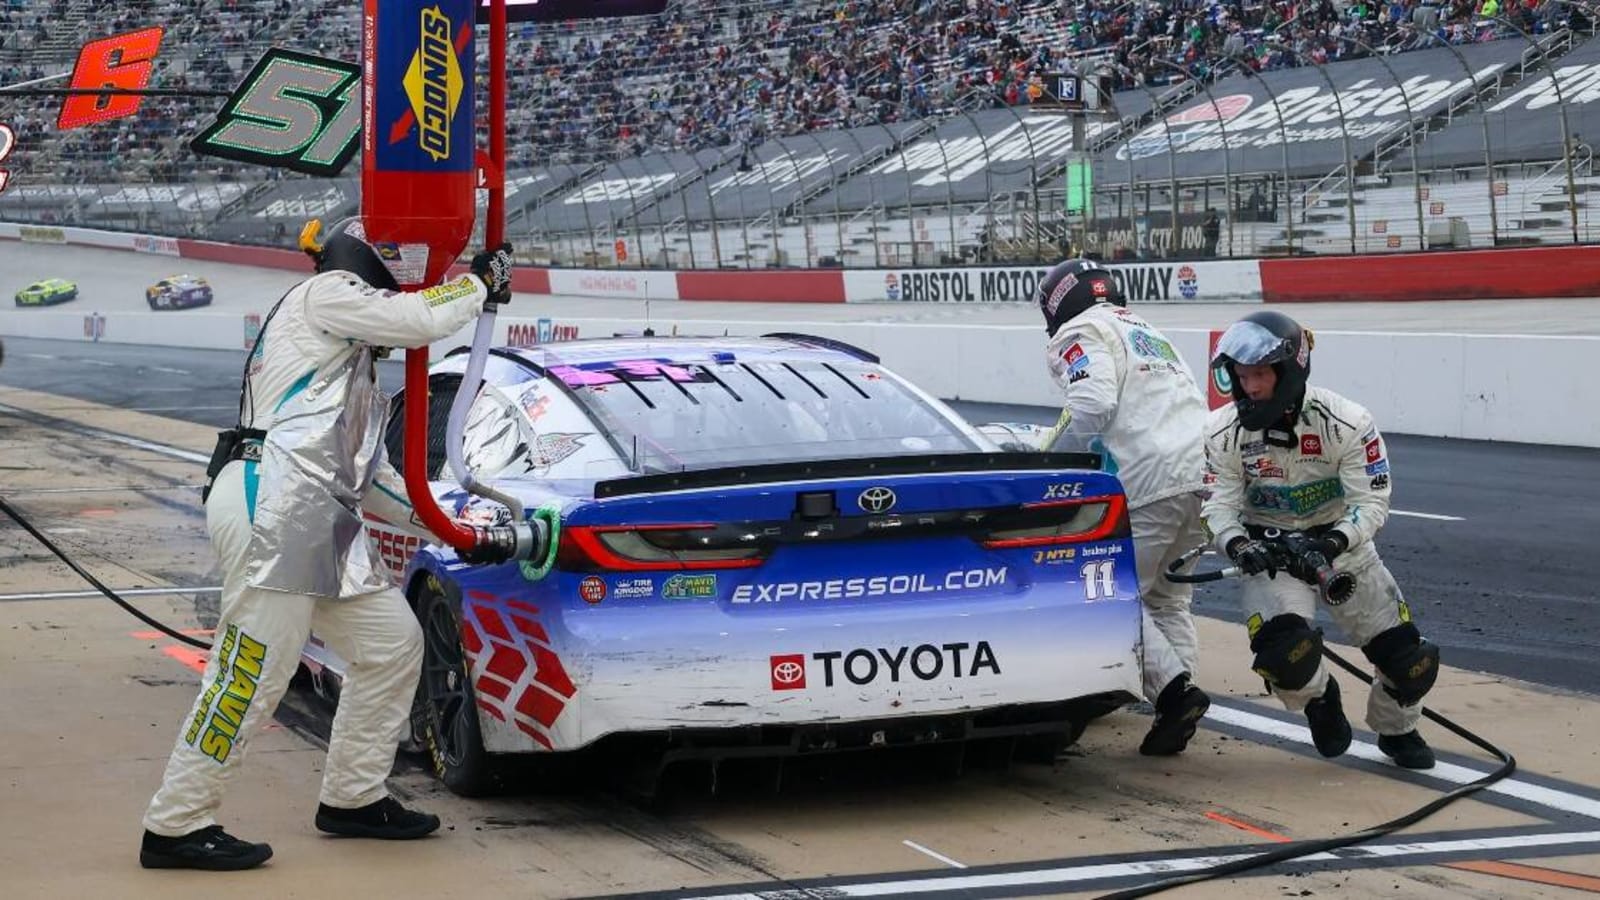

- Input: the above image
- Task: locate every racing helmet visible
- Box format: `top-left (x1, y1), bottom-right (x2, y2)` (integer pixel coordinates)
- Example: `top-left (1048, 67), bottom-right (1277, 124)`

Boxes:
top-left (299, 217), bottom-right (401, 292)
top-left (1211, 310), bottom-right (1313, 430)
top-left (1036, 258), bottom-right (1124, 337)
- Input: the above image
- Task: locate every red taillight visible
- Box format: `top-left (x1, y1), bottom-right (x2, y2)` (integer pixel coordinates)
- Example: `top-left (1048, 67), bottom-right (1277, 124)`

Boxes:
top-left (558, 524), bottom-right (768, 572)
top-left (979, 494), bottom-right (1128, 548)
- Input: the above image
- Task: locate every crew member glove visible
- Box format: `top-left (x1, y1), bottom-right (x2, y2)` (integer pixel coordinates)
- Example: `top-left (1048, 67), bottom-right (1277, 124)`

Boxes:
top-left (471, 243), bottom-right (515, 306)
top-left (1226, 536), bottom-right (1278, 579)
top-left (1310, 531), bottom-right (1349, 561)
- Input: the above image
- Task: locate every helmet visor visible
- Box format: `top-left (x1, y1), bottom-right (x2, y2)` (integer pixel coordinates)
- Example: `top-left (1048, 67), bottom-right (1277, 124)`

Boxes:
top-left (1214, 320), bottom-right (1294, 367)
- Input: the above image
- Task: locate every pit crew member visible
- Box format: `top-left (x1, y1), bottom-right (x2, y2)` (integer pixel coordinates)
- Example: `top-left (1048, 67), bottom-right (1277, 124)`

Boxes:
top-left (140, 219), bottom-right (521, 869)
top-left (1035, 258), bottom-right (1212, 756)
top-left (1203, 310), bottom-right (1438, 770)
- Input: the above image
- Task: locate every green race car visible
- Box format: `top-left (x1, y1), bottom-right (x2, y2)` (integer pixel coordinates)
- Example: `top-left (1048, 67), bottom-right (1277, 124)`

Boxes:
top-left (14, 278), bottom-right (79, 307)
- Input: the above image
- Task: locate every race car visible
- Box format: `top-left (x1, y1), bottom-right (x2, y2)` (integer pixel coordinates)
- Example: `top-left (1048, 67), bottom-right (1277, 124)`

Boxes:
top-left (13, 278), bottom-right (78, 307)
top-left (327, 335), bottom-right (1143, 795)
top-left (145, 274), bottom-right (214, 310)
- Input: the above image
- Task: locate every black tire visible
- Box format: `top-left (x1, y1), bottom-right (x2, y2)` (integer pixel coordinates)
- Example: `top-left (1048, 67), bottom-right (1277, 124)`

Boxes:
top-left (413, 577), bottom-right (503, 796)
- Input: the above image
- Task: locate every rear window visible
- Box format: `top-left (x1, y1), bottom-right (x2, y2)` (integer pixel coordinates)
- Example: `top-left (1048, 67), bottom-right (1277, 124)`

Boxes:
top-left (548, 356), bottom-right (980, 473)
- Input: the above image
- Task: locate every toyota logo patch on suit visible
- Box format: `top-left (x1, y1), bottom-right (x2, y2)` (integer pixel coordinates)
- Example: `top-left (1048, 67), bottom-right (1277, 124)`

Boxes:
top-left (858, 487), bottom-right (896, 513)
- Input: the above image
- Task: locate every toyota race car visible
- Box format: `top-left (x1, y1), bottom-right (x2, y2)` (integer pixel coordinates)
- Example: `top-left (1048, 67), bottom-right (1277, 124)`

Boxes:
top-left (326, 335), bottom-right (1143, 795)
top-left (145, 274), bottom-right (214, 310)
top-left (14, 278), bottom-right (78, 307)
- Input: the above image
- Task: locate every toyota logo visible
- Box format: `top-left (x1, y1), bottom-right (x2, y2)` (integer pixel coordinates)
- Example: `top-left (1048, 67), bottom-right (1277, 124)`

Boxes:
top-left (773, 661), bottom-right (804, 684)
top-left (858, 486), bottom-right (897, 513)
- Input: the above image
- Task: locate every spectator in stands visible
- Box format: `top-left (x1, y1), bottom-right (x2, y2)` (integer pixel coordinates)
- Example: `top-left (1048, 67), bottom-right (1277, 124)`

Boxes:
top-left (1202, 208), bottom-right (1221, 257)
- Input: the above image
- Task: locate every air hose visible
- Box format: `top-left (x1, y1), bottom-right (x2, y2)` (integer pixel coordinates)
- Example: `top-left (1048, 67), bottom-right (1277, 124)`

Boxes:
top-left (0, 494), bottom-right (211, 650)
top-left (1097, 552), bottom-right (1520, 898)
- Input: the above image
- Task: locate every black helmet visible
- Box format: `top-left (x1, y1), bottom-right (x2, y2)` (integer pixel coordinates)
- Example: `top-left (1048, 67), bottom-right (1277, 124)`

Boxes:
top-left (1211, 310), bottom-right (1313, 431)
top-left (1037, 258), bottom-right (1123, 337)
top-left (299, 217), bottom-right (401, 291)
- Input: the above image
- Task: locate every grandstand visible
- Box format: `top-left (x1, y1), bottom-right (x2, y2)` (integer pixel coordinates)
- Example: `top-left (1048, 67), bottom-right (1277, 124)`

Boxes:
top-left (2, 0), bottom-right (1597, 265)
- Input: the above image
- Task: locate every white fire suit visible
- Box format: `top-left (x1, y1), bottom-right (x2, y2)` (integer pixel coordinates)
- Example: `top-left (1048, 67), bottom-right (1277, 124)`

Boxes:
top-left (1202, 385), bottom-right (1420, 736)
top-left (1041, 303), bottom-right (1209, 701)
top-left (144, 269), bottom-right (488, 836)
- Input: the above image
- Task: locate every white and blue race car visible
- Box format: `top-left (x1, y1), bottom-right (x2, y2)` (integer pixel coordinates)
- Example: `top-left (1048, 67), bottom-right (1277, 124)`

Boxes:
top-left (340, 334), bottom-right (1143, 795)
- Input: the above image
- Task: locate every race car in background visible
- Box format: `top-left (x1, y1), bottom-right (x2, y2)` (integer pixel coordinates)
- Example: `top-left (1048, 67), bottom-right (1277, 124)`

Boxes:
top-left (328, 334), bottom-right (1144, 795)
top-left (145, 274), bottom-right (214, 310)
top-left (13, 278), bottom-right (78, 307)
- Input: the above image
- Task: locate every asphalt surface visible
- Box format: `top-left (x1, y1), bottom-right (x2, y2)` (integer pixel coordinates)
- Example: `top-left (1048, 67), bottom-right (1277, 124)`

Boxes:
top-left (4, 335), bottom-right (1598, 696)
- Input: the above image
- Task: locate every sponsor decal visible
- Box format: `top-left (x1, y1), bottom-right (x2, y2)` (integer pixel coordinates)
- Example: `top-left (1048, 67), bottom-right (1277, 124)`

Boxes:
top-left (1118, 70), bottom-right (1509, 163)
top-left (1129, 329), bottom-right (1180, 363)
top-left (1090, 278), bottom-right (1110, 297)
top-left (731, 567), bottom-right (1008, 604)
top-left (1247, 477), bottom-right (1344, 515)
top-left (1044, 273), bottom-right (1078, 314)
top-left (770, 654), bottom-right (807, 690)
top-left (1245, 457), bottom-right (1286, 480)
top-left (662, 574), bottom-right (718, 599)
top-left (777, 641), bottom-right (1001, 689)
top-left (1296, 337), bottom-right (1310, 369)
top-left (1300, 434), bottom-right (1323, 457)
top-left (1176, 264), bottom-right (1199, 299)
top-left (1240, 439), bottom-right (1267, 455)
top-left (507, 318), bottom-right (580, 348)
top-left (532, 432), bottom-right (588, 468)
top-left (403, 5), bottom-right (466, 162)
top-left (132, 234), bottom-right (181, 256)
top-left (1032, 547), bottom-right (1077, 565)
top-left (1365, 459), bottom-right (1391, 476)
top-left (883, 272), bottom-right (901, 301)
top-left (1370, 473), bottom-right (1390, 490)
top-left (367, 523), bottom-right (423, 583)
top-left (857, 486), bottom-right (897, 514)
top-left (1079, 543), bottom-right (1124, 558)
top-left (613, 577), bottom-right (654, 599)
top-left (1044, 482), bottom-right (1086, 500)
top-left (579, 575), bottom-right (606, 604)
top-left (1365, 438), bottom-right (1384, 465)
top-left (184, 624), bottom-right (266, 764)
top-left (1063, 343), bottom-right (1089, 385)
top-left (420, 277), bottom-right (477, 307)
top-left (888, 265), bottom-right (1186, 303)
top-left (19, 225), bottom-right (66, 244)
top-left (244, 313), bottom-right (264, 352)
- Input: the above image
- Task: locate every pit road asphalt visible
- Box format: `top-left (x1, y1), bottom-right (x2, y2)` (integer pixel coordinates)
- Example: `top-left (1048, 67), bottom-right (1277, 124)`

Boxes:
top-left (3, 335), bottom-right (1596, 696)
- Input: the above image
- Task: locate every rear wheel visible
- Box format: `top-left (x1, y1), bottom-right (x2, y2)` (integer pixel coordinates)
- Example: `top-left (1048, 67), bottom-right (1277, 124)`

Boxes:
top-left (413, 578), bottom-right (503, 796)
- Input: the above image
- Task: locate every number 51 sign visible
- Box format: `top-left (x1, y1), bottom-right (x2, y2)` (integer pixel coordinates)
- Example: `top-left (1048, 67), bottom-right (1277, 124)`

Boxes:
top-left (190, 48), bottom-right (361, 177)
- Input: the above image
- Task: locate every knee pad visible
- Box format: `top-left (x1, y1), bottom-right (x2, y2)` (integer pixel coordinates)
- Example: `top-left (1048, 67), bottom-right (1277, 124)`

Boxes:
top-left (1362, 622), bottom-right (1439, 706)
top-left (1249, 613), bottom-right (1323, 691)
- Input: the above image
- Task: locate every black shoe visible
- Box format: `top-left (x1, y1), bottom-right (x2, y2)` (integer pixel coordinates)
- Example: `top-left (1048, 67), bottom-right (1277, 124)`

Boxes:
top-left (1139, 676), bottom-right (1211, 756)
top-left (1304, 678), bottom-right (1353, 758)
top-left (315, 796), bottom-right (440, 840)
top-left (140, 825), bottom-right (273, 871)
top-left (1378, 730), bottom-right (1436, 770)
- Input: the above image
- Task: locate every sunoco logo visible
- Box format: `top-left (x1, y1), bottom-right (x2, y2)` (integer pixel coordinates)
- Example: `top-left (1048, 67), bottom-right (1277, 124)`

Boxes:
top-left (404, 6), bottom-right (463, 162)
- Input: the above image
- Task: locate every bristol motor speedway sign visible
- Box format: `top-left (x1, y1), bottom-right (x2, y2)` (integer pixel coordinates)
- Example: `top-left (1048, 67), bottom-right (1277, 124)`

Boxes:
top-left (842, 260), bottom-right (1261, 304)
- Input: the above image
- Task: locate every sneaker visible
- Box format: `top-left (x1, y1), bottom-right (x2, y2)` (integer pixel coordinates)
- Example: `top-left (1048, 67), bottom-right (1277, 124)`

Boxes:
top-left (315, 796), bottom-right (440, 840)
top-left (139, 825), bottom-right (273, 871)
top-left (1378, 730), bottom-right (1436, 770)
top-left (1304, 678), bottom-right (1352, 758)
top-left (1139, 676), bottom-right (1211, 756)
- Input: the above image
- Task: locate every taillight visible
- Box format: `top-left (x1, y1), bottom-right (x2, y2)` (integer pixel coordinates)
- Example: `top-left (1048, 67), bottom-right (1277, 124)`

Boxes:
top-left (979, 495), bottom-right (1128, 548)
top-left (558, 524), bottom-right (768, 572)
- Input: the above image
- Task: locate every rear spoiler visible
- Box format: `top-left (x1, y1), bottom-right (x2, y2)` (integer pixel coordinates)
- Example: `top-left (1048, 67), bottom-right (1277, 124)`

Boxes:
top-left (593, 451), bottom-right (1104, 499)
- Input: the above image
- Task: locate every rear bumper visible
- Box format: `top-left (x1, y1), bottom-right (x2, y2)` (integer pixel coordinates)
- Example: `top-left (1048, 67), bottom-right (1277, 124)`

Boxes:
top-left (455, 575), bottom-right (1144, 754)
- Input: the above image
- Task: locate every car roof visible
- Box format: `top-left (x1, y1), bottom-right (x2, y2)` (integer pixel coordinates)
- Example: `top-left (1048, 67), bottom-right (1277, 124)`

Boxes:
top-left (494, 334), bottom-right (878, 370)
